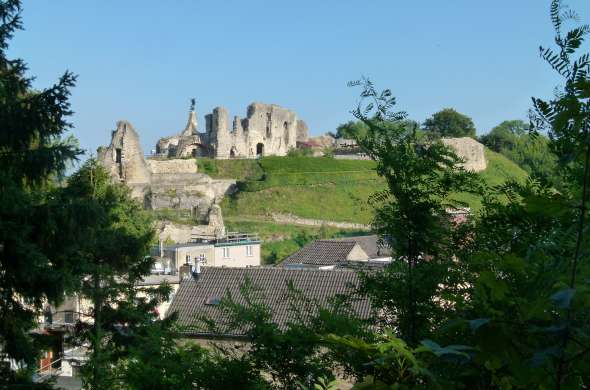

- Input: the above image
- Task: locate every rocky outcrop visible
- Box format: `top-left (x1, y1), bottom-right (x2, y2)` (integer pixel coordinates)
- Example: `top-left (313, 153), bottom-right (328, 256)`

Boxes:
top-left (157, 205), bottom-right (225, 242)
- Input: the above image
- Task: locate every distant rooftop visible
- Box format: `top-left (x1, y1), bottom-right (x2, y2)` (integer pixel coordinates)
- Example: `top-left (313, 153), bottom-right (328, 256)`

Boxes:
top-left (330, 235), bottom-right (392, 259)
top-left (281, 235), bottom-right (391, 268)
top-left (282, 240), bottom-right (361, 267)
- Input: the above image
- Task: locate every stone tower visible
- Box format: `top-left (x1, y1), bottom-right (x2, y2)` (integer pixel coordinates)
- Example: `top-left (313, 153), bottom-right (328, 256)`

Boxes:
top-left (97, 120), bottom-right (151, 197)
top-left (207, 107), bottom-right (231, 158)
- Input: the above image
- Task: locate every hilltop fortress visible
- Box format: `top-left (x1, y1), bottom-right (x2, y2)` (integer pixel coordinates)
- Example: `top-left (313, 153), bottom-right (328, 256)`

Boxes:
top-left (97, 100), bottom-right (487, 230)
top-left (156, 100), bottom-right (309, 159)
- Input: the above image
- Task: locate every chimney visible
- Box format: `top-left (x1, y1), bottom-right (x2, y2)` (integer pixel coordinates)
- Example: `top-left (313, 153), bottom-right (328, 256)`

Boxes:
top-left (179, 264), bottom-right (192, 281)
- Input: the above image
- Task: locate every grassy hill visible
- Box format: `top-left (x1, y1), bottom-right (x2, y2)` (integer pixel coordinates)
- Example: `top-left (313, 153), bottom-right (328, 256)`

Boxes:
top-left (200, 149), bottom-right (528, 224)
top-left (194, 150), bottom-right (528, 263)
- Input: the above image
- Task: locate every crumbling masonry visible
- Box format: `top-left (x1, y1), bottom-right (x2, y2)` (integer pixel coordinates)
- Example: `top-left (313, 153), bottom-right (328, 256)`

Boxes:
top-left (156, 101), bottom-right (309, 159)
top-left (97, 120), bottom-right (232, 238)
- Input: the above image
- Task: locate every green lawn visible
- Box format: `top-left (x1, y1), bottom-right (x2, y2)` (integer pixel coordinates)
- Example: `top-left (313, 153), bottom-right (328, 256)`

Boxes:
top-left (196, 158), bottom-right (263, 181)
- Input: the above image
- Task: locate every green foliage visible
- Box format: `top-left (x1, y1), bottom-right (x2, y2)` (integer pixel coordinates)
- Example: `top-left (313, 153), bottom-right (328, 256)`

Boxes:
top-left (435, 3), bottom-right (590, 387)
top-left (287, 146), bottom-right (313, 157)
top-left (0, 0), bottom-right (82, 373)
top-left (297, 377), bottom-right (339, 390)
top-left (423, 108), bottom-right (477, 138)
top-left (350, 77), bottom-right (481, 345)
top-left (57, 160), bottom-right (170, 389)
top-left (480, 119), bottom-right (558, 183)
top-left (333, 120), bottom-right (370, 139)
top-left (209, 279), bottom-right (373, 389)
top-left (326, 333), bottom-right (445, 388)
top-left (114, 320), bottom-right (267, 389)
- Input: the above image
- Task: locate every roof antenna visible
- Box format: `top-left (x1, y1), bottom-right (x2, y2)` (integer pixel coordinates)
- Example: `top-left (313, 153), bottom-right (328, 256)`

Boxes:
top-left (190, 98), bottom-right (196, 112)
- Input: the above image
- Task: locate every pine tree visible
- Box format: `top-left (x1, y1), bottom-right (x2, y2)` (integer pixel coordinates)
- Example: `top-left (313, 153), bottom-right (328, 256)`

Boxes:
top-left (0, 0), bottom-right (80, 379)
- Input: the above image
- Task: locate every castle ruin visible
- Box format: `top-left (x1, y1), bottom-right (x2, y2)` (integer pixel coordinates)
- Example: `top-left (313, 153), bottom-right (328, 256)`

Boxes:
top-left (97, 120), bottom-right (234, 238)
top-left (156, 100), bottom-right (309, 159)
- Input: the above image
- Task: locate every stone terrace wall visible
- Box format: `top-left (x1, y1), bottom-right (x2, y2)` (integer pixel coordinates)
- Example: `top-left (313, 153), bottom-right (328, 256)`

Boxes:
top-left (147, 159), bottom-right (198, 174)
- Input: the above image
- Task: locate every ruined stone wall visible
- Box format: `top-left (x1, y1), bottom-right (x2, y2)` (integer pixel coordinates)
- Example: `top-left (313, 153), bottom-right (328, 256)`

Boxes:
top-left (157, 101), bottom-right (308, 160)
top-left (98, 121), bottom-right (234, 236)
top-left (97, 121), bottom-right (151, 199)
top-left (296, 120), bottom-right (309, 142)
top-left (208, 102), bottom-right (300, 159)
top-left (441, 137), bottom-right (487, 172)
top-left (147, 159), bottom-right (198, 174)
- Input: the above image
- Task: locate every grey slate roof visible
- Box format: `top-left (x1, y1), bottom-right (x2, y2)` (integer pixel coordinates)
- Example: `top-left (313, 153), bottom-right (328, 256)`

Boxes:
top-left (166, 266), bottom-right (371, 337)
top-left (332, 235), bottom-right (392, 259)
top-left (282, 240), bottom-right (360, 266)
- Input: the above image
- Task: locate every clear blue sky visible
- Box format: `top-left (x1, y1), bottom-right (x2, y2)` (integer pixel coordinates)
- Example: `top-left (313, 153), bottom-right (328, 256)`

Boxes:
top-left (9, 1), bottom-right (590, 157)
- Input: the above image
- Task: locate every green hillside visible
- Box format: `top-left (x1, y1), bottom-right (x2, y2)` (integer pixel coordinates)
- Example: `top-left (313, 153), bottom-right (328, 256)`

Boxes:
top-left (194, 150), bottom-right (527, 264)
top-left (199, 149), bottom-right (528, 225)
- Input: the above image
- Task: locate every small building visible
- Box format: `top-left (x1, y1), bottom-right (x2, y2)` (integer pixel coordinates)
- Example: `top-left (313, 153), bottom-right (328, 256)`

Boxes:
top-left (166, 267), bottom-right (371, 338)
top-left (152, 232), bottom-right (262, 274)
top-left (281, 235), bottom-right (392, 269)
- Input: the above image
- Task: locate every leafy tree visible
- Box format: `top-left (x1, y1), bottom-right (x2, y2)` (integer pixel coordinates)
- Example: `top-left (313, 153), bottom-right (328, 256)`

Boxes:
top-left (438, 2), bottom-right (590, 387)
top-left (325, 332), bottom-right (474, 389)
top-left (480, 119), bottom-right (558, 182)
top-left (0, 0), bottom-right (81, 381)
top-left (54, 160), bottom-right (168, 389)
top-left (349, 78), bottom-right (480, 346)
top-left (332, 120), bottom-right (370, 139)
top-left (423, 108), bottom-right (477, 138)
top-left (479, 120), bottom-right (528, 151)
top-left (113, 318), bottom-right (266, 390)
top-left (529, 2), bottom-right (590, 386)
top-left (205, 279), bottom-right (372, 389)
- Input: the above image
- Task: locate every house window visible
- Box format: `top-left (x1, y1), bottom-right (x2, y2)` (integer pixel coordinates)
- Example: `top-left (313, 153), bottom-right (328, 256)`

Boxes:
top-left (246, 245), bottom-right (253, 257)
top-left (222, 247), bottom-right (230, 258)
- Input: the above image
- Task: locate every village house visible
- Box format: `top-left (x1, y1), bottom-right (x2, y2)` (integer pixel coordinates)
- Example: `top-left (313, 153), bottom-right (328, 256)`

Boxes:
top-left (281, 235), bottom-right (392, 269)
top-left (151, 232), bottom-right (262, 274)
top-left (166, 266), bottom-right (372, 339)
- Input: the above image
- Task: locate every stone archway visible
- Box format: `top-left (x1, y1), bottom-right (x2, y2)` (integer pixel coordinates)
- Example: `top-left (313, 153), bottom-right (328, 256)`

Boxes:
top-left (256, 143), bottom-right (264, 157)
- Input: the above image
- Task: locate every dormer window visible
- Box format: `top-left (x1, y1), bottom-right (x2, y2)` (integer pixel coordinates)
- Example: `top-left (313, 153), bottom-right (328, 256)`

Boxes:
top-left (204, 296), bottom-right (221, 306)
